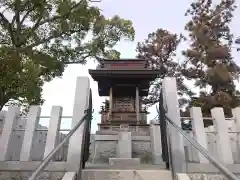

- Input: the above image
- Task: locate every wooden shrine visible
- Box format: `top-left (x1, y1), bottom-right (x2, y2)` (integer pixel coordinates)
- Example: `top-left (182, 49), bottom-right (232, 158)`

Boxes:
top-left (89, 59), bottom-right (159, 131)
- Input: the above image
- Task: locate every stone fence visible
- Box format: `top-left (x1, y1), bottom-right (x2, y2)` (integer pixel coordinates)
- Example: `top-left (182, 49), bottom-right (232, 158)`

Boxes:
top-left (182, 110), bottom-right (240, 164)
top-left (1, 76), bottom-right (240, 176)
top-left (0, 109), bottom-right (69, 161)
top-left (0, 110), bottom-right (161, 165)
top-left (162, 77), bottom-right (240, 174)
top-left (0, 76), bottom-right (91, 180)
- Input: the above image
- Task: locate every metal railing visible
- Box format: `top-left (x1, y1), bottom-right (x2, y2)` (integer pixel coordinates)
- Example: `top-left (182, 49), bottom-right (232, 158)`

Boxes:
top-left (28, 112), bottom-right (88, 180)
top-left (165, 115), bottom-right (239, 180)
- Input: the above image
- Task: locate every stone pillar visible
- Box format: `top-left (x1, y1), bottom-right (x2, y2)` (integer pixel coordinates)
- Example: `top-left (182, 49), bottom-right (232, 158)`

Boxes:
top-left (232, 107), bottom-right (240, 162)
top-left (109, 131), bottom-right (140, 166)
top-left (150, 121), bottom-right (163, 164)
top-left (190, 107), bottom-right (208, 163)
top-left (0, 107), bottom-right (20, 161)
top-left (20, 106), bottom-right (41, 161)
top-left (44, 106), bottom-right (63, 158)
top-left (67, 76), bottom-right (90, 171)
top-left (162, 77), bottom-right (186, 173)
top-left (135, 86), bottom-right (140, 131)
top-left (211, 108), bottom-right (233, 164)
top-left (117, 132), bottom-right (132, 158)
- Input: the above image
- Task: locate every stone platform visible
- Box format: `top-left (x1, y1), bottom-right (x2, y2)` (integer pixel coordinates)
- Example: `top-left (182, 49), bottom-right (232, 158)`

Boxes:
top-left (90, 123), bottom-right (163, 165)
top-left (109, 158), bottom-right (140, 166)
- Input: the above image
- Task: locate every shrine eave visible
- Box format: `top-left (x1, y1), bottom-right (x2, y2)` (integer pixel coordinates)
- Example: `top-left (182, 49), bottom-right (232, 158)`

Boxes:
top-left (88, 69), bottom-right (160, 81)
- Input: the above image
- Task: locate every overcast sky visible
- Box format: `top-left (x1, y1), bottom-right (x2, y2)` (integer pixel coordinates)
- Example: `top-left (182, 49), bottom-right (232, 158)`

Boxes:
top-left (39, 0), bottom-right (240, 132)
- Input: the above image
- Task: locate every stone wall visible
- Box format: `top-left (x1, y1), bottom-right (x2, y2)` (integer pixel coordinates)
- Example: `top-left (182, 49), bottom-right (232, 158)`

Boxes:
top-left (89, 134), bottom-right (153, 164)
top-left (90, 139), bottom-right (117, 163)
top-left (132, 136), bottom-right (152, 163)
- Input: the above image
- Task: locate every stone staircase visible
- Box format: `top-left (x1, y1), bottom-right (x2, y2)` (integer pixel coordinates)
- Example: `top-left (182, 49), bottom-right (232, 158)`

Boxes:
top-left (0, 163), bottom-right (170, 180)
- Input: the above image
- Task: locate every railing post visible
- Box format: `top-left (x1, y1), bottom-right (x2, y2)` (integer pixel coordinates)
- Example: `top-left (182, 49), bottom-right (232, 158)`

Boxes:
top-left (67, 76), bottom-right (90, 170)
top-left (190, 107), bottom-right (208, 163)
top-left (20, 106), bottom-right (41, 161)
top-left (162, 77), bottom-right (186, 173)
top-left (44, 106), bottom-right (63, 159)
top-left (211, 108), bottom-right (233, 164)
top-left (0, 107), bottom-right (20, 161)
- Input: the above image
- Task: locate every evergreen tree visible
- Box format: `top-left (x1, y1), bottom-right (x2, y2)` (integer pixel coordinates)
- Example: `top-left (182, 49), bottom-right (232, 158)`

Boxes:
top-left (182, 0), bottom-right (240, 121)
top-left (136, 29), bottom-right (192, 107)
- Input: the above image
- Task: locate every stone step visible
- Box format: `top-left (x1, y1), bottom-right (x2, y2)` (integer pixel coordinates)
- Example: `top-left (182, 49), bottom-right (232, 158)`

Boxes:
top-left (109, 158), bottom-right (140, 166)
top-left (85, 163), bottom-right (167, 170)
top-left (82, 169), bottom-right (172, 180)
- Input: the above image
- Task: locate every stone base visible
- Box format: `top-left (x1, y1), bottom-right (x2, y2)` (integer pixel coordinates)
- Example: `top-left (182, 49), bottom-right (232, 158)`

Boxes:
top-left (109, 158), bottom-right (140, 166)
top-left (152, 155), bottom-right (163, 165)
top-left (96, 130), bottom-right (150, 136)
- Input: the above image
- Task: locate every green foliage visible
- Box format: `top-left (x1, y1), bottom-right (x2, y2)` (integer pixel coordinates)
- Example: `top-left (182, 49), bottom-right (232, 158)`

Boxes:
top-left (0, 0), bottom-right (135, 110)
top-left (100, 99), bottom-right (109, 113)
top-left (182, 0), bottom-right (240, 117)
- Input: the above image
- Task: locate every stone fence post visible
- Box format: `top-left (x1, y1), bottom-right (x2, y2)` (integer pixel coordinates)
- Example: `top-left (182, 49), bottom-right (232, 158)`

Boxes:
top-left (190, 107), bottom-right (208, 163)
top-left (211, 108), bottom-right (233, 164)
top-left (150, 120), bottom-right (163, 165)
top-left (162, 77), bottom-right (186, 173)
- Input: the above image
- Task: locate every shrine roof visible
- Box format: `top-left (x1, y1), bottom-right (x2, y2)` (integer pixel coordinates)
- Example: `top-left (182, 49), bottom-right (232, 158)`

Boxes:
top-left (88, 58), bottom-right (159, 96)
top-left (95, 58), bottom-right (148, 70)
top-left (89, 58), bottom-right (159, 80)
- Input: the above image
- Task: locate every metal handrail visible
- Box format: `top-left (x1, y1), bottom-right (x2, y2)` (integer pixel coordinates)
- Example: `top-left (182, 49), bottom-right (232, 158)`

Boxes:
top-left (165, 115), bottom-right (239, 180)
top-left (28, 112), bottom-right (88, 180)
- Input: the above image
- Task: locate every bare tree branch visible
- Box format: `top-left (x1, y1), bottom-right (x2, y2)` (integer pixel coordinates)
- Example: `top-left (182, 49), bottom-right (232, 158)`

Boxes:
top-left (22, 1), bottom-right (85, 46)
top-left (0, 12), bottom-right (15, 45)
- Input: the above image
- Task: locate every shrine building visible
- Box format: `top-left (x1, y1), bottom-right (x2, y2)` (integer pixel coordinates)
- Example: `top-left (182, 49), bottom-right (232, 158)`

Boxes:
top-left (89, 59), bottom-right (159, 133)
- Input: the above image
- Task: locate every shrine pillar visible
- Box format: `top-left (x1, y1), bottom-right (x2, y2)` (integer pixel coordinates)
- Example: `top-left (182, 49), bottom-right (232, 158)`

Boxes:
top-left (109, 87), bottom-right (113, 121)
top-left (135, 86), bottom-right (140, 130)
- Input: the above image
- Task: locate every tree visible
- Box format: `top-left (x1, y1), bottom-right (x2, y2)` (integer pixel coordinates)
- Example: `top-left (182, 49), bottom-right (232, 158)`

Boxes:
top-left (0, 0), bottom-right (135, 110)
top-left (136, 29), bottom-right (192, 108)
top-left (182, 0), bottom-right (240, 121)
top-left (100, 99), bottom-right (109, 113)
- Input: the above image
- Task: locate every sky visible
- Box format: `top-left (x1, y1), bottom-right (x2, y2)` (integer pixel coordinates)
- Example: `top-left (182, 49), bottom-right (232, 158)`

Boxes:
top-left (39, 0), bottom-right (240, 132)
